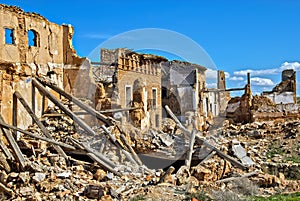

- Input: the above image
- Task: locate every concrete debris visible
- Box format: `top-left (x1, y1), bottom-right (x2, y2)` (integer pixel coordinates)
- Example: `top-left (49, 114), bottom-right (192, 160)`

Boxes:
top-left (231, 140), bottom-right (255, 166)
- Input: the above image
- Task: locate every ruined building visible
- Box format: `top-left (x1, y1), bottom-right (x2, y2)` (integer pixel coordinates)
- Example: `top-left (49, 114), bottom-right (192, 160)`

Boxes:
top-left (0, 4), bottom-right (86, 129)
top-left (262, 69), bottom-right (296, 104)
top-left (97, 48), bottom-right (167, 129)
top-left (161, 60), bottom-right (207, 129)
top-left (205, 70), bottom-right (230, 117)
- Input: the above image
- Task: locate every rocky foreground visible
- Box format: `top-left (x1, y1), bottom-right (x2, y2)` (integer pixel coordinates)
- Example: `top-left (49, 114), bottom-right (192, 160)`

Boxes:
top-left (0, 105), bottom-right (299, 200)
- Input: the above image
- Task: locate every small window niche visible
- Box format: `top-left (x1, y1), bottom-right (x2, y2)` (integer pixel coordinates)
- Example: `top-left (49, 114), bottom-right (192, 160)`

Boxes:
top-left (5, 28), bottom-right (15, 45)
top-left (152, 88), bottom-right (157, 109)
top-left (28, 29), bottom-right (38, 47)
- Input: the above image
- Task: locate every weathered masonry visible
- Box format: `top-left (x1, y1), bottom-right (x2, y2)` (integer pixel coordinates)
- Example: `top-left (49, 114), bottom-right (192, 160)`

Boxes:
top-left (98, 48), bottom-right (167, 129)
top-left (262, 69), bottom-right (296, 104)
top-left (161, 60), bottom-right (207, 130)
top-left (0, 4), bottom-right (85, 129)
top-left (205, 70), bottom-right (230, 117)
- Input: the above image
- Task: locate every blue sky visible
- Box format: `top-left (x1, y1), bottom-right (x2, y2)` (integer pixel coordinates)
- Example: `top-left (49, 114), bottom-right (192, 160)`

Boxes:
top-left (2, 0), bottom-right (300, 96)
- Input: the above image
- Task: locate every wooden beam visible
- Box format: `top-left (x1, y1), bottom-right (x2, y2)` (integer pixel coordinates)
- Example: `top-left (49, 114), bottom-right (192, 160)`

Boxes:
top-left (32, 79), bottom-right (96, 136)
top-left (36, 78), bottom-right (113, 126)
top-left (31, 81), bottom-right (36, 124)
top-left (14, 91), bottom-right (69, 159)
top-left (101, 125), bottom-right (138, 166)
top-left (0, 121), bottom-right (75, 150)
top-left (0, 139), bottom-right (14, 160)
top-left (87, 153), bottom-right (121, 176)
top-left (158, 166), bottom-right (175, 183)
top-left (12, 92), bottom-right (17, 137)
top-left (0, 115), bottom-right (26, 170)
top-left (203, 87), bottom-right (245, 93)
top-left (71, 137), bottom-right (117, 168)
top-left (195, 134), bottom-right (246, 170)
top-left (164, 105), bottom-right (246, 170)
top-left (185, 129), bottom-right (196, 169)
top-left (199, 151), bottom-right (216, 165)
top-left (98, 107), bottom-right (140, 114)
top-left (216, 171), bottom-right (258, 183)
top-left (119, 131), bottom-right (143, 166)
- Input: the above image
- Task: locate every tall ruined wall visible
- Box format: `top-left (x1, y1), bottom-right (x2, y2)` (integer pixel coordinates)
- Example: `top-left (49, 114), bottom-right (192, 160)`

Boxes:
top-left (0, 4), bottom-right (85, 129)
top-left (0, 5), bottom-right (64, 66)
top-left (161, 60), bottom-right (206, 121)
top-left (262, 69), bottom-right (296, 104)
top-left (100, 48), bottom-right (165, 129)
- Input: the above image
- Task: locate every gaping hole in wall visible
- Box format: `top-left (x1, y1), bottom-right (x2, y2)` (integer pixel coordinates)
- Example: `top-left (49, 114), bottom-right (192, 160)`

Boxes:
top-left (152, 88), bottom-right (157, 109)
top-left (5, 28), bottom-right (14, 44)
top-left (28, 29), bottom-right (38, 47)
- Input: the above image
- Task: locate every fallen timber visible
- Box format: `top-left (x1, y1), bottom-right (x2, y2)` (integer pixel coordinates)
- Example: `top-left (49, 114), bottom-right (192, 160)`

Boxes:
top-left (165, 105), bottom-right (246, 170)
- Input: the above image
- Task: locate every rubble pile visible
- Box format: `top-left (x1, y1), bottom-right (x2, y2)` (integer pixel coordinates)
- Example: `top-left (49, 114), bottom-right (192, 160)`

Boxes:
top-left (0, 103), bottom-right (299, 200)
top-left (251, 95), bottom-right (276, 111)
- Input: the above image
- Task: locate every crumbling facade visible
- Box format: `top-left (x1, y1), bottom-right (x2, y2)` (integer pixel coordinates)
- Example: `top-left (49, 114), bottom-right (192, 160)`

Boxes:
top-left (99, 48), bottom-right (167, 129)
top-left (0, 4), bottom-right (85, 129)
top-left (262, 69), bottom-right (296, 104)
top-left (161, 60), bottom-right (207, 130)
top-left (205, 70), bottom-right (230, 117)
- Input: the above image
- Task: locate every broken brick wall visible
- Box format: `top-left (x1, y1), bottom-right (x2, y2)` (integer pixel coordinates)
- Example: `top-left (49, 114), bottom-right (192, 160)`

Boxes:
top-left (217, 70), bottom-right (230, 114)
top-left (262, 69), bottom-right (296, 105)
top-left (161, 60), bottom-right (207, 130)
top-left (0, 4), bottom-right (86, 129)
top-left (226, 84), bottom-right (252, 123)
top-left (100, 48), bottom-right (165, 129)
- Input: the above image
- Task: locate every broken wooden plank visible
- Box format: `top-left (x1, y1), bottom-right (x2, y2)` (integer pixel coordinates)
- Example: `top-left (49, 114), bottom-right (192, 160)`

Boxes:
top-left (195, 134), bottom-right (246, 170)
top-left (119, 131), bottom-right (143, 166)
top-left (0, 125), bottom-right (14, 161)
top-left (199, 151), bottom-right (216, 165)
top-left (36, 78), bottom-right (113, 126)
top-left (165, 105), bottom-right (246, 170)
top-left (0, 182), bottom-right (14, 196)
top-left (101, 125), bottom-right (138, 166)
top-left (0, 139), bottom-right (14, 160)
top-left (14, 91), bottom-right (69, 159)
top-left (31, 82), bottom-right (36, 124)
top-left (164, 105), bottom-right (190, 138)
top-left (98, 107), bottom-right (140, 114)
top-left (42, 113), bottom-right (65, 118)
top-left (32, 79), bottom-right (96, 136)
top-left (87, 153), bottom-right (121, 176)
top-left (0, 121), bottom-right (75, 150)
top-left (12, 92), bottom-right (18, 138)
top-left (70, 137), bottom-right (117, 168)
top-left (216, 171), bottom-right (258, 183)
top-left (158, 166), bottom-right (175, 184)
top-left (185, 129), bottom-right (196, 169)
top-left (0, 115), bottom-right (26, 170)
top-left (0, 152), bottom-right (11, 172)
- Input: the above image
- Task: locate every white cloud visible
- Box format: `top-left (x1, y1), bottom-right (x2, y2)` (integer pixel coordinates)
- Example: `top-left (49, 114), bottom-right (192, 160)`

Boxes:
top-left (206, 68), bottom-right (230, 79)
top-left (233, 61), bottom-right (300, 76)
top-left (280, 61), bottom-right (300, 71)
top-left (250, 77), bottom-right (274, 86)
top-left (206, 83), bottom-right (217, 88)
top-left (229, 76), bottom-right (244, 81)
top-left (225, 72), bottom-right (230, 78)
top-left (206, 69), bottom-right (218, 79)
top-left (234, 69), bottom-right (278, 76)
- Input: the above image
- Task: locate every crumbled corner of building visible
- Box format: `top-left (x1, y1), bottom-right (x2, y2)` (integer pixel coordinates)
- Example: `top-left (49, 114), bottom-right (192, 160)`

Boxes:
top-left (0, 4), bottom-right (299, 201)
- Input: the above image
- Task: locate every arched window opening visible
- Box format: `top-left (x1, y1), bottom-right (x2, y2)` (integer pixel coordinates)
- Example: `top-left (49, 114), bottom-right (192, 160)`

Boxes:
top-left (28, 29), bottom-right (38, 47)
top-left (5, 28), bottom-right (15, 44)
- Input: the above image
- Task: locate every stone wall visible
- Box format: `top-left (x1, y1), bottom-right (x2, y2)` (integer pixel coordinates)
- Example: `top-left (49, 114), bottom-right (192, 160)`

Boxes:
top-left (262, 69), bottom-right (296, 104)
top-left (0, 4), bottom-right (85, 129)
top-left (161, 60), bottom-right (207, 129)
top-left (100, 48), bottom-right (165, 129)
